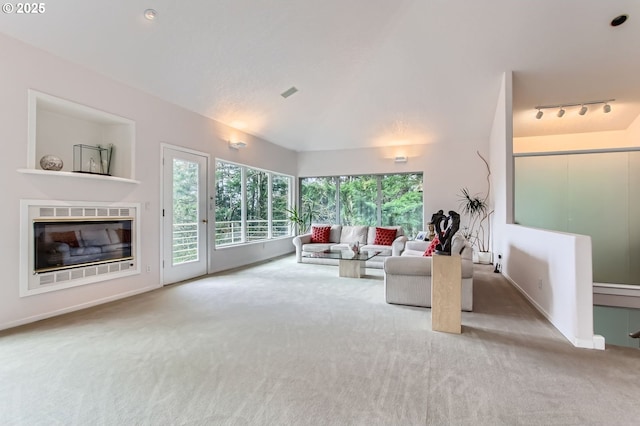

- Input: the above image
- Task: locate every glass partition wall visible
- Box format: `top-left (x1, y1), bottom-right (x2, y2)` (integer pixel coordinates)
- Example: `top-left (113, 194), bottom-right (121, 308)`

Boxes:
top-left (300, 173), bottom-right (423, 238)
top-left (514, 150), bottom-right (640, 286)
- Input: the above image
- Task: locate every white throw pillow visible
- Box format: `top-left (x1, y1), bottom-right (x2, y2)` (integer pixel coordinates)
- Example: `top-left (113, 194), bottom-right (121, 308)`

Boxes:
top-left (340, 226), bottom-right (368, 244)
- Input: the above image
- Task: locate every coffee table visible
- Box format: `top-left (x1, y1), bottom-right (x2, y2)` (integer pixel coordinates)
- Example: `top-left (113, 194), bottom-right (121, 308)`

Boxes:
top-left (302, 249), bottom-right (380, 278)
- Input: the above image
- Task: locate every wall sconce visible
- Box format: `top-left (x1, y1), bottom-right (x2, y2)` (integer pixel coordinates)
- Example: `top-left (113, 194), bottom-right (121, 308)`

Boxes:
top-left (534, 99), bottom-right (615, 119)
top-left (394, 156), bottom-right (408, 163)
top-left (229, 141), bottom-right (247, 150)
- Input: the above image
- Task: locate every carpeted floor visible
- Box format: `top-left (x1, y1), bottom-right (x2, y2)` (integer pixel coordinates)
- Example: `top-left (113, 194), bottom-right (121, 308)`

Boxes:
top-left (1, 255), bottom-right (638, 425)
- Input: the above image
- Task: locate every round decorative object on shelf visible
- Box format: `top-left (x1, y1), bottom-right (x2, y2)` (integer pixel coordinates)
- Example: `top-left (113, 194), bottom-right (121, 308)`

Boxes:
top-left (40, 155), bottom-right (63, 171)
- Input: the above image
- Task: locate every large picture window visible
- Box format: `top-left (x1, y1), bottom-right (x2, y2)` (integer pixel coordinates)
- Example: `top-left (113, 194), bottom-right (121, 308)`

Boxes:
top-left (300, 173), bottom-right (423, 237)
top-left (215, 160), bottom-right (292, 247)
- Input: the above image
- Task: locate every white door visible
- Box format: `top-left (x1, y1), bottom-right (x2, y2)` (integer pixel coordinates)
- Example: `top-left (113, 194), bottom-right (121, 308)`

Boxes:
top-left (162, 146), bottom-right (209, 285)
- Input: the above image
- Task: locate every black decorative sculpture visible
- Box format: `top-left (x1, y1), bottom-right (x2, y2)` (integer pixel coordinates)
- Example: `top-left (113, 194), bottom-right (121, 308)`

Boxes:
top-left (431, 210), bottom-right (447, 238)
top-left (435, 210), bottom-right (460, 255)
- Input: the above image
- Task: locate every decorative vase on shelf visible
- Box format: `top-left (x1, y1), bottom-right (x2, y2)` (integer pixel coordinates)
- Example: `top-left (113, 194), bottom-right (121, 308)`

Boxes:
top-left (39, 155), bottom-right (63, 171)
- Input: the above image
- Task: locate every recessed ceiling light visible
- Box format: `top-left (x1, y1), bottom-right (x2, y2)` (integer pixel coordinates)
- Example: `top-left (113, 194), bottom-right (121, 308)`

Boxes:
top-left (144, 9), bottom-right (157, 20)
top-left (610, 14), bottom-right (628, 27)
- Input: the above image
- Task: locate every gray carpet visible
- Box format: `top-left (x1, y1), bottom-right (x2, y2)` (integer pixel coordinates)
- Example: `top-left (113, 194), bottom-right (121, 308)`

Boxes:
top-left (1, 256), bottom-right (639, 425)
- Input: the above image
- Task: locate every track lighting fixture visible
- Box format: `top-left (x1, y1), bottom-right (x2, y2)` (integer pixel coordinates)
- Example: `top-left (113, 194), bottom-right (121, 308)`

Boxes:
top-left (534, 99), bottom-right (615, 119)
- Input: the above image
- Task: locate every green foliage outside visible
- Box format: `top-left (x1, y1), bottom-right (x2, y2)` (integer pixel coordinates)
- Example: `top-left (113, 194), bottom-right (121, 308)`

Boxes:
top-left (300, 173), bottom-right (423, 237)
top-left (172, 159), bottom-right (199, 263)
top-left (211, 161), bottom-right (422, 244)
top-left (214, 160), bottom-right (291, 244)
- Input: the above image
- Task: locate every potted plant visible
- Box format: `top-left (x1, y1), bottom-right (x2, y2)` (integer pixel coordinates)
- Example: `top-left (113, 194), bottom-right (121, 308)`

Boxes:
top-left (458, 151), bottom-right (494, 264)
top-left (284, 205), bottom-right (312, 235)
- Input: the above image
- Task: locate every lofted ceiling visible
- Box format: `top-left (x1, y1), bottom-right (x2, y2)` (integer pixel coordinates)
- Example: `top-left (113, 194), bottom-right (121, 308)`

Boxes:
top-left (1, 0), bottom-right (639, 152)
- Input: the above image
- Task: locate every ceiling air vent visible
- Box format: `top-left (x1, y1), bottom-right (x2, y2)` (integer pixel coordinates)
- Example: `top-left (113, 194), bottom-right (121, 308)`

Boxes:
top-left (281, 86), bottom-right (298, 99)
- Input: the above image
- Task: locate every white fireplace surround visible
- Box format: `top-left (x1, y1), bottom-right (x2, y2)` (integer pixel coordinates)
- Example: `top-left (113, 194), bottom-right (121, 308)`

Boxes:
top-left (20, 200), bottom-right (141, 297)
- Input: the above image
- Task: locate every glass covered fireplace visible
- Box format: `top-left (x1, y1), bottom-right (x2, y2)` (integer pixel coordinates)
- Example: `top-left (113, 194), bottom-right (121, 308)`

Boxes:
top-left (21, 201), bottom-right (140, 297)
top-left (34, 219), bottom-right (133, 273)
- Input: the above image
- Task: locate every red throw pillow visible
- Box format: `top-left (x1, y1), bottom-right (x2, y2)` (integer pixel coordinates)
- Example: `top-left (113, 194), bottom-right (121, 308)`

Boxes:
top-left (310, 226), bottom-right (331, 243)
top-left (373, 227), bottom-right (397, 246)
top-left (423, 236), bottom-right (440, 257)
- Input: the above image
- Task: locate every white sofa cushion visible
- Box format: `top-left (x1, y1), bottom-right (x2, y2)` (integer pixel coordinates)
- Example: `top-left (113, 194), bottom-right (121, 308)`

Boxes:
top-left (340, 226), bottom-right (368, 244)
top-left (301, 243), bottom-right (332, 252)
top-left (361, 244), bottom-right (393, 256)
top-left (329, 225), bottom-right (342, 243)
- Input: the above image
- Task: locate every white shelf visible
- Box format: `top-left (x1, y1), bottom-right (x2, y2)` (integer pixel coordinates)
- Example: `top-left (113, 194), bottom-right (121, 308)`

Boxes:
top-left (18, 168), bottom-right (140, 184)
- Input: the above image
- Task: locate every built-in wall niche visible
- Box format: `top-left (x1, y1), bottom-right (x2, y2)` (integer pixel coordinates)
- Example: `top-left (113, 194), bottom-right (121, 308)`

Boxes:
top-left (21, 90), bottom-right (137, 183)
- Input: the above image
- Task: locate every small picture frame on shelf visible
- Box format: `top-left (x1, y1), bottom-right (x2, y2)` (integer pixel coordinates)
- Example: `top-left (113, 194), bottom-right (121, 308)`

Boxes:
top-left (415, 231), bottom-right (427, 241)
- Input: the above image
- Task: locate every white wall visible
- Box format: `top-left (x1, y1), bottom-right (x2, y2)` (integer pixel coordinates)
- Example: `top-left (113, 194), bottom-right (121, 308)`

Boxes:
top-left (502, 225), bottom-right (604, 349)
top-left (0, 33), bottom-right (297, 330)
top-left (489, 72), bottom-right (513, 258)
top-left (491, 72), bottom-right (603, 349)
top-left (298, 141), bottom-right (490, 227)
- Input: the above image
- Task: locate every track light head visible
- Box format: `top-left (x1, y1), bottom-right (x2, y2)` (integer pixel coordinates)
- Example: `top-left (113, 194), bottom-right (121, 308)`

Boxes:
top-left (579, 105), bottom-right (588, 115)
top-left (557, 108), bottom-right (565, 118)
top-left (603, 103), bottom-right (612, 113)
top-left (536, 109), bottom-right (543, 119)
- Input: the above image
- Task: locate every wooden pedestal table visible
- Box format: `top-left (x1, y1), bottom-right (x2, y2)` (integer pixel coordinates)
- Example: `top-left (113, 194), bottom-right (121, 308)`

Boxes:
top-left (431, 254), bottom-right (462, 334)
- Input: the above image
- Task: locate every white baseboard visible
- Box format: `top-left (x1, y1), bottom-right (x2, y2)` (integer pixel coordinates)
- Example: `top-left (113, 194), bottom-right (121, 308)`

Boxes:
top-left (502, 272), bottom-right (605, 350)
top-left (0, 284), bottom-right (159, 332)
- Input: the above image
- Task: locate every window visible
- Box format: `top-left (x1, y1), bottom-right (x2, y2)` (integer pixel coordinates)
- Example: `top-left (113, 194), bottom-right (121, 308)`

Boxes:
top-left (215, 162), bottom-right (242, 245)
top-left (246, 168), bottom-right (268, 241)
top-left (300, 173), bottom-right (423, 237)
top-left (272, 175), bottom-right (290, 237)
top-left (215, 160), bottom-right (292, 247)
top-left (381, 173), bottom-right (423, 237)
top-left (300, 177), bottom-right (338, 224)
top-left (172, 159), bottom-right (199, 263)
top-left (340, 175), bottom-right (378, 226)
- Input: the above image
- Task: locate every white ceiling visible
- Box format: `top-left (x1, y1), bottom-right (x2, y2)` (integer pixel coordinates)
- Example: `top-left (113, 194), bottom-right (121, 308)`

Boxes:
top-left (1, 0), bottom-right (639, 152)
